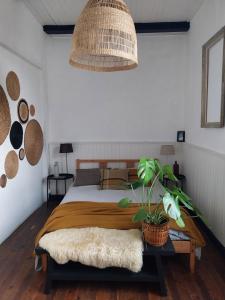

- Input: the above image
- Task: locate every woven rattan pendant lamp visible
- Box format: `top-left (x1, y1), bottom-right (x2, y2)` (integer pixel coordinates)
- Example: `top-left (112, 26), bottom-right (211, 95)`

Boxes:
top-left (69, 0), bottom-right (138, 72)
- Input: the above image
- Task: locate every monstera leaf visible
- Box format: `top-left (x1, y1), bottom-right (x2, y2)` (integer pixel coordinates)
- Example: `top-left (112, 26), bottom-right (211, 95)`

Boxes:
top-left (137, 158), bottom-right (156, 185)
top-left (163, 192), bottom-right (185, 228)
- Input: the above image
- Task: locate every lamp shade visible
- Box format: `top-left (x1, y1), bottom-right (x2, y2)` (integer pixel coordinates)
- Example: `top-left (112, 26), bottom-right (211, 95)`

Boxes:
top-left (69, 0), bottom-right (138, 72)
top-left (60, 143), bottom-right (73, 154)
top-left (160, 145), bottom-right (175, 156)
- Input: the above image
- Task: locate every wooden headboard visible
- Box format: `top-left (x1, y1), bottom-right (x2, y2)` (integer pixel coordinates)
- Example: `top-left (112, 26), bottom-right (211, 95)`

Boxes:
top-left (76, 159), bottom-right (139, 169)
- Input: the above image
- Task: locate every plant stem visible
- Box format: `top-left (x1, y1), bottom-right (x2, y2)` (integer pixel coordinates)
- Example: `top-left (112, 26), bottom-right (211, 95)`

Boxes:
top-left (130, 184), bottom-right (139, 205)
top-left (147, 172), bottom-right (160, 213)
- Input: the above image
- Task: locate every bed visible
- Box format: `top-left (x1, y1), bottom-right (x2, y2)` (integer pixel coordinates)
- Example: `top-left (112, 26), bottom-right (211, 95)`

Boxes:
top-left (35, 159), bottom-right (205, 293)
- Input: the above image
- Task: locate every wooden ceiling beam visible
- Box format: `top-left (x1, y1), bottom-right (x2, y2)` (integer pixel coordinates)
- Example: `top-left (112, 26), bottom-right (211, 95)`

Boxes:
top-left (43, 22), bottom-right (190, 35)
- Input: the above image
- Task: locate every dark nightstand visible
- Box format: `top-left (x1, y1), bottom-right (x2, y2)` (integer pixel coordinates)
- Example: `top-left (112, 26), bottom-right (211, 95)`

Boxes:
top-left (163, 174), bottom-right (186, 190)
top-left (47, 173), bottom-right (74, 207)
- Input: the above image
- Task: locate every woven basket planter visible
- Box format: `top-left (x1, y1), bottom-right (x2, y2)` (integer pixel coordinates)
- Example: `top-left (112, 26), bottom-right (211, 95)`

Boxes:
top-left (142, 219), bottom-right (169, 247)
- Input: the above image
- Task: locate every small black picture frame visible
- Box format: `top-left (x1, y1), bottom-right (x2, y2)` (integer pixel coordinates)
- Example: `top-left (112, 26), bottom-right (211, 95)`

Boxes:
top-left (177, 131), bottom-right (185, 143)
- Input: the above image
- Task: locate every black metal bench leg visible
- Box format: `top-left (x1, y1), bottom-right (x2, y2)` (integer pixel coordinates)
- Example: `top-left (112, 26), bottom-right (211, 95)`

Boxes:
top-left (44, 276), bottom-right (52, 294)
top-left (155, 254), bottom-right (167, 296)
top-left (44, 255), bottom-right (53, 294)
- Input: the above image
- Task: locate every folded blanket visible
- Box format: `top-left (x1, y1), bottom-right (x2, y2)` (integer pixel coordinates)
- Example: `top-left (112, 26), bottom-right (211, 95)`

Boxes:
top-left (35, 202), bottom-right (205, 249)
top-left (39, 227), bottom-right (143, 273)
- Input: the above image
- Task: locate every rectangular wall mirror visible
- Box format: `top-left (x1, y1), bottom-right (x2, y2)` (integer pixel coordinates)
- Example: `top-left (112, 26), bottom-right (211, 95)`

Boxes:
top-left (201, 27), bottom-right (225, 128)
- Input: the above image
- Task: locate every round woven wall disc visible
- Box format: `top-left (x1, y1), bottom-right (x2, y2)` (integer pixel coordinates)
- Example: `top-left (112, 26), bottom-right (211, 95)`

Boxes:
top-left (5, 150), bottom-right (19, 179)
top-left (0, 174), bottom-right (7, 188)
top-left (24, 119), bottom-right (44, 166)
top-left (19, 148), bottom-right (25, 161)
top-left (0, 85), bottom-right (11, 145)
top-left (18, 99), bottom-right (29, 123)
top-left (30, 104), bottom-right (35, 117)
top-left (6, 71), bottom-right (20, 101)
top-left (10, 121), bottom-right (23, 150)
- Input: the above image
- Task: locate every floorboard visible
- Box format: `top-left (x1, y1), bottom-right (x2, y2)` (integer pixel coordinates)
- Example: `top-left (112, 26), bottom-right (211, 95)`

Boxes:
top-left (0, 203), bottom-right (224, 300)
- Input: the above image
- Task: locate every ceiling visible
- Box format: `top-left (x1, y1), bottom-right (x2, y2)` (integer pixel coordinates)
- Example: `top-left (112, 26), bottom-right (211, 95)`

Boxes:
top-left (23, 0), bottom-right (204, 25)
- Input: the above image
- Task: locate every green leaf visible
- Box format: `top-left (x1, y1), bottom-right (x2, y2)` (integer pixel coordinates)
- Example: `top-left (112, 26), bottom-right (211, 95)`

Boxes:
top-left (137, 158), bottom-right (155, 185)
top-left (162, 165), bottom-right (177, 181)
top-left (118, 198), bottom-right (131, 208)
top-left (132, 208), bottom-right (148, 223)
top-left (171, 187), bottom-right (194, 211)
top-left (128, 180), bottom-right (143, 190)
top-left (163, 192), bottom-right (182, 223)
top-left (176, 217), bottom-right (185, 228)
top-left (143, 168), bottom-right (154, 185)
top-left (155, 160), bottom-right (164, 181)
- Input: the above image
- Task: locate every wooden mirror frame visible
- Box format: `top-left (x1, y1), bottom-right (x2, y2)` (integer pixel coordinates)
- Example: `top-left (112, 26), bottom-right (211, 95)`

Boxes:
top-left (201, 27), bottom-right (225, 128)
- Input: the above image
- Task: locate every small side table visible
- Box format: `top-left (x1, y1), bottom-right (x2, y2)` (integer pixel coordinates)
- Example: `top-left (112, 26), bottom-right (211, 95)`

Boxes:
top-left (47, 173), bottom-right (74, 207)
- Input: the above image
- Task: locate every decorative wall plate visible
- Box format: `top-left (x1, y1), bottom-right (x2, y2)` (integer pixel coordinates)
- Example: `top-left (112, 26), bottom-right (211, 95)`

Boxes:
top-left (0, 85), bottom-right (11, 145)
top-left (10, 121), bottom-right (23, 149)
top-left (6, 71), bottom-right (20, 101)
top-left (4, 150), bottom-right (19, 179)
top-left (24, 119), bottom-right (43, 166)
top-left (0, 174), bottom-right (7, 188)
top-left (18, 99), bottom-right (29, 123)
top-left (30, 104), bottom-right (35, 117)
top-left (19, 148), bottom-right (25, 161)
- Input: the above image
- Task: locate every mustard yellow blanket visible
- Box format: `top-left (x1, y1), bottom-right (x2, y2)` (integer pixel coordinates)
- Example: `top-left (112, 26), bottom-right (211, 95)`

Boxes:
top-left (35, 202), bottom-right (205, 248)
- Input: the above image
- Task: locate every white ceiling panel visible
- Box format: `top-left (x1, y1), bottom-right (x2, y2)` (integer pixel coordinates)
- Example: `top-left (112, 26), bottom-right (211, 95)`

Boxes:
top-left (23, 0), bottom-right (204, 25)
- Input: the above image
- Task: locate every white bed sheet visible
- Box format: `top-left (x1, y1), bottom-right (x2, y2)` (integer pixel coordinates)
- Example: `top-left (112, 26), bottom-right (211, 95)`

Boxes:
top-left (61, 185), bottom-right (143, 204)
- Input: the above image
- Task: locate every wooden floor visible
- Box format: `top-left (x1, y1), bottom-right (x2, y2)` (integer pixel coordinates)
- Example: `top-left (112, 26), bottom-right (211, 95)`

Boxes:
top-left (0, 204), bottom-right (224, 300)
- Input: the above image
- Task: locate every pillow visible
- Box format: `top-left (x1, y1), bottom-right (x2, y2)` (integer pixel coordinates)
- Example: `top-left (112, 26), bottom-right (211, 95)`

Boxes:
top-left (74, 168), bottom-right (101, 186)
top-left (101, 169), bottom-right (128, 190)
top-left (128, 168), bottom-right (138, 183)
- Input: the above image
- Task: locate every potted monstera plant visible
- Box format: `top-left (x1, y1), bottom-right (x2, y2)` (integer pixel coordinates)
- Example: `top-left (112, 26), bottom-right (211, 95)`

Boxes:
top-left (119, 158), bottom-right (200, 247)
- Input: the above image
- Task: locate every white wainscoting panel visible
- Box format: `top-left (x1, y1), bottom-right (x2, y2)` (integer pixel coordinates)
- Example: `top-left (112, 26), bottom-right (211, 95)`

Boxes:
top-left (183, 143), bottom-right (225, 246)
top-left (48, 142), bottom-right (183, 174)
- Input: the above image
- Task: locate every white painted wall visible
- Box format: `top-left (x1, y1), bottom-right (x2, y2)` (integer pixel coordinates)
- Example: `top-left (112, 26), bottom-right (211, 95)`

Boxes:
top-left (0, 1), bottom-right (46, 243)
top-left (185, 0), bottom-right (225, 154)
top-left (46, 34), bottom-right (187, 199)
top-left (46, 34), bottom-right (187, 143)
top-left (183, 0), bottom-right (225, 246)
top-left (0, 0), bottom-right (44, 68)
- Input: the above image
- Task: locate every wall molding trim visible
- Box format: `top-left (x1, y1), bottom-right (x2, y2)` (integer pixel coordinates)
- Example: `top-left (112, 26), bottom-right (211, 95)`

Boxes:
top-left (49, 141), bottom-right (177, 145)
top-left (184, 142), bottom-right (225, 159)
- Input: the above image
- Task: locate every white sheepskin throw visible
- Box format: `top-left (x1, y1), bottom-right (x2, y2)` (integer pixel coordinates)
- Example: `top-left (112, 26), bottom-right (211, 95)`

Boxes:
top-left (39, 227), bottom-right (143, 273)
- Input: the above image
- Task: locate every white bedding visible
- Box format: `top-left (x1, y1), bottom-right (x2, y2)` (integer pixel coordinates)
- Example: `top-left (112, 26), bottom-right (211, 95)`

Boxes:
top-left (61, 185), bottom-right (144, 204)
